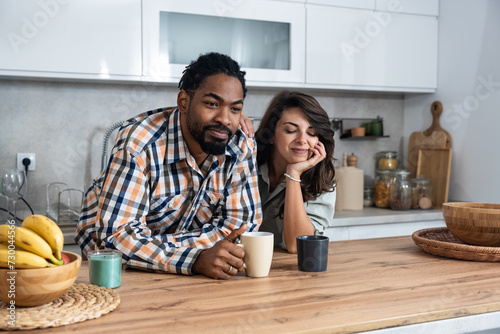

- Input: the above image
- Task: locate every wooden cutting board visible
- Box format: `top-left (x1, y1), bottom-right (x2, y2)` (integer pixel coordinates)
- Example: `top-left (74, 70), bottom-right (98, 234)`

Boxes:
top-left (407, 101), bottom-right (451, 178)
top-left (416, 148), bottom-right (452, 209)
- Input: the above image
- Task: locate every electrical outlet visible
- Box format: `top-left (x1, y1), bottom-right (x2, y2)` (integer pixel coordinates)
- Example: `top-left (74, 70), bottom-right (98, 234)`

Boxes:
top-left (17, 153), bottom-right (36, 171)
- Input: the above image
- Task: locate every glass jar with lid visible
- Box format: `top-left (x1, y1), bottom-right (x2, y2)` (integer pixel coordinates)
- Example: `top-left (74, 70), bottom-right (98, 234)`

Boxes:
top-left (411, 175), bottom-right (433, 209)
top-left (377, 151), bottom-right (398, 170)
top-left (363, 187), bottom-right (374, 207)
top-left (374, 169), bottom-right (392, 208)
top-left (389, 169), bottom-right (412, 210)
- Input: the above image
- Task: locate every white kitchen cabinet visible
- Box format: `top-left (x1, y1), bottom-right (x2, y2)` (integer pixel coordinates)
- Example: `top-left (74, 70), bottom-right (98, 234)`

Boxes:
top-left (0, 0), bottom-right (439, 93)
top-left (261, 0), bottom-right (305, 3)
top-left (142, 0), bottom-right (306, 85)
top-left (376, 0), bottom-right (439, 16)
top-left (307, 0), bottom-right (375, 10)
top-left (0, 0), bottom-right (141, 81)
top-left (306, 4), bottom-right (438, 92)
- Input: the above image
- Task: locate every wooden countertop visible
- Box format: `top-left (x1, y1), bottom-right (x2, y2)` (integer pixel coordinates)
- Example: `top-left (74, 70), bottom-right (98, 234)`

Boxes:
top-left (28, 236), bottom-right (500, 333)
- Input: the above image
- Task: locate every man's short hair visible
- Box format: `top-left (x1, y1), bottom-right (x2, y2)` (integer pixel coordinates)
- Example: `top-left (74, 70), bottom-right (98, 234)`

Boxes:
top-left (178, 52), bottom-right (247, 98)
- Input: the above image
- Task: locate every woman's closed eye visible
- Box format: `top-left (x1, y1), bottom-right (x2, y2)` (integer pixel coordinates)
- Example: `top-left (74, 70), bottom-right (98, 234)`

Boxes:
top-left (284, 128), bottom-right (317, 137)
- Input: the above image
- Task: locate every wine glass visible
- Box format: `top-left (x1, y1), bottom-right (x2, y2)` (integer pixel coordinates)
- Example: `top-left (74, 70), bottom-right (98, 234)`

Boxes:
top-left (1, 169), bottom-right (28, 225)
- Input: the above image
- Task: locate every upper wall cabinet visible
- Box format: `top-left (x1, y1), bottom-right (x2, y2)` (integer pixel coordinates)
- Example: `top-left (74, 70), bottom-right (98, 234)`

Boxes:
top-left (375, 0), bottom-right (439, 15)
top-left (307, 0), bottom-right (375, 10)
top-left (306, 3), bottom-right (438, 92)
top-left (0, 0), bottom-right (438, 93)
top-left (142, 0), bottom-right (306, 85)
top-left (0, 0), bottom-right (141, 81)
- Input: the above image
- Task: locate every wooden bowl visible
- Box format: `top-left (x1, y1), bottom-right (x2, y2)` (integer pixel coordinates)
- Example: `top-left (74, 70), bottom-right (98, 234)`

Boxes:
top-left (442, 202), bottom-right (500, 246)
top-left (0, 251), bottom-right (81, 307)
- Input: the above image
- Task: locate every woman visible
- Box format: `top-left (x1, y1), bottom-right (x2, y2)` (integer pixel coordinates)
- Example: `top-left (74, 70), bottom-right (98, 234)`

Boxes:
top-left (254, 91), bottom-right (336, 253)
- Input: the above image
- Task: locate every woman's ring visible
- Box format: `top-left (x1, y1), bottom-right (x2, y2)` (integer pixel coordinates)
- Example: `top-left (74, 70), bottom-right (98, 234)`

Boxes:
top-left (226, 265), bottom-right (233, 273)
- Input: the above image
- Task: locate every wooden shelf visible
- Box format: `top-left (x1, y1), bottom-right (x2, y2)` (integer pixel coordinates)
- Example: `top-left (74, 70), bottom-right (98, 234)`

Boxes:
top-left (340, 135), bottom-right (390, 140)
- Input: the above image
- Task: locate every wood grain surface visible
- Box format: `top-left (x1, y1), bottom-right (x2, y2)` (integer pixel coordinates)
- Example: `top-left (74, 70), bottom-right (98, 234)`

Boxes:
top-left (407, 101), bottom-right (451, 179)
top-left (417, 148), bottom-right (453, 209)
top-left (22, 237), bottom-right (500, 333)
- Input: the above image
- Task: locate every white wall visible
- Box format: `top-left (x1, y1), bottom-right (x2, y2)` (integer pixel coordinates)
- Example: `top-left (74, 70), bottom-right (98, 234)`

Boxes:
top-left (404, 0), bottom-right (500, 203)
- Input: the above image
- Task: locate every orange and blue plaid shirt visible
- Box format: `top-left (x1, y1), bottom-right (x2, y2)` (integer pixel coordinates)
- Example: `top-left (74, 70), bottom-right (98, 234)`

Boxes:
top-left (76, 107), bottom-right (262, 275)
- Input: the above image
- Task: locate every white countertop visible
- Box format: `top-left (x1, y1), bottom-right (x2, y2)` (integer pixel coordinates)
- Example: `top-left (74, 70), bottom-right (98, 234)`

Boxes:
top-left (327, 207), bottom-right (446, 241)
top-left (333, 207), bottom-right (444, 226)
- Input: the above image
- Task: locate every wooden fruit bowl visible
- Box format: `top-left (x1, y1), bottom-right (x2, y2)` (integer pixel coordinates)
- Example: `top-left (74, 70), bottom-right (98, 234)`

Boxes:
top-left (442, 202), bottom-right (500, 247)
top-left (0, 251), bottom-right (81, 307)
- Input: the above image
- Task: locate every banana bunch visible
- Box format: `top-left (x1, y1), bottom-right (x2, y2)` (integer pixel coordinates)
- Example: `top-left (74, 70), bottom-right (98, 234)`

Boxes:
top-left (0, 243), bottom-right (55, 269)
top-left (0, 215), bottom-right (65, 269)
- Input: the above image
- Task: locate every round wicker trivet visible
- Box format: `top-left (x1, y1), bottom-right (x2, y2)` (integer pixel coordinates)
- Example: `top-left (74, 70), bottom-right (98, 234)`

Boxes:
top-left (412, 227), bottom-right (500, 262)
top-left (0, 283), bottom-right (120, 331)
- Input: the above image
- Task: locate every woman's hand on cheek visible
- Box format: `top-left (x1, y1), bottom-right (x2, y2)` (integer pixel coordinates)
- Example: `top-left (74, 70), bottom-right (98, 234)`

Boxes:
top-left (308, 142), bottom-right (327, 166)
top-left (287, 142), bottom-right (327, 176)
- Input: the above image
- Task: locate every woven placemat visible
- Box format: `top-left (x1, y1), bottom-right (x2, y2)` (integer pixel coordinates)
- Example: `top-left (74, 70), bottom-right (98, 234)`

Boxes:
top-left (412, 227), bottom-right (500, 262)
top-left (0, 283), bottom-right (120, 331)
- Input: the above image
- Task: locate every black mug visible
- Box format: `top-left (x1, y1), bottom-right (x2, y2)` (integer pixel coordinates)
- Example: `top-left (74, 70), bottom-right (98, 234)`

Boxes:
top-left (296, 235), bottom-right (329, 272)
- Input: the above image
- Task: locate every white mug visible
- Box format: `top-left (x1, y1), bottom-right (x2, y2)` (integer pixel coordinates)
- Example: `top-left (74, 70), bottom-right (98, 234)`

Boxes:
top-left (238, 231), bottom-right (274, 278)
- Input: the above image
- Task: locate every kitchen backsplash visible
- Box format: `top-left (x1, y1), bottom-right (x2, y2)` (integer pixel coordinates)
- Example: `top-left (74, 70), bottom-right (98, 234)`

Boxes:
top-left (0, 79), bottom-right (404, 217)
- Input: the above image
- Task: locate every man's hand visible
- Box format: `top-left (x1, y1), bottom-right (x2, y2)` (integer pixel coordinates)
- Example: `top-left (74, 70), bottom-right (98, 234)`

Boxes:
top-left (192, 225), bottom-right (247, 279)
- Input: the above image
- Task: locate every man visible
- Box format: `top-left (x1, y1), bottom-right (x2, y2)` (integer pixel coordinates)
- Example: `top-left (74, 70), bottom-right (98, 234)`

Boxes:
top-left (76, 52), bottom-right (262, 279)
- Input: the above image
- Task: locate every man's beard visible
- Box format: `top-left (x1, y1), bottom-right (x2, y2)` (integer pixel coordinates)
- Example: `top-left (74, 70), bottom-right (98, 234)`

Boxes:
top-left (186, 111), bottom-right (233, 155)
